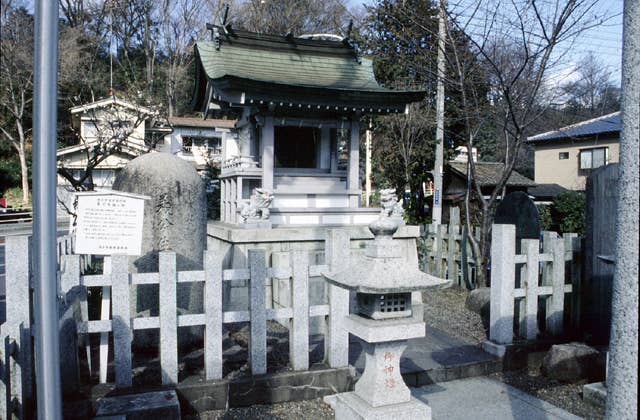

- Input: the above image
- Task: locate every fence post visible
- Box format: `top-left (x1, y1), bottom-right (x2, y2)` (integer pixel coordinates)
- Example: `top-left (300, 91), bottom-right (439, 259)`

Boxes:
top-left (435, 224), bottom-right (446, 277)
top-left (204, 247), bottom-right (224, 380)
top-left (541, 231), bottom-right (557, 286)
top-left (159, 252), bottom-right (178, 385)
top-left (564, 233), bottom-right (581, 330)
top-left (447, 224), bottom-right (457, 286)
top-left (111, 254), bottom-right (132, 388)
top-left (59, 254), bottom-right (81, 392)
top-left (547, 239), bottom-right (566, 335)
top-left (1, 328), bottom-right (10, 419)
top-left (5, 235), bottom-right (33, 413)
top-left (521, 239), bottom-right (540, 340)
top-left (490, 225), bottom-right (516, 344)
top-left (99, 258), bottom-right (112, 384)
top-left (290, 250), bottom-right (310, 371)
top-left (249, 249), bottom-right (267, 375)
top-left (325, 229), bottom-right (350, 368)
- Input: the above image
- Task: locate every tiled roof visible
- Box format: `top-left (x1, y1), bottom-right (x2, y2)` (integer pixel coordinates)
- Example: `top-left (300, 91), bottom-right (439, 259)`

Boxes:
top-left (448, 162), bottom-right (536, 187)
top-left (193, 28), bottom-right (425, 112)
top-left (69, 96), bottom-right (155, 116)
top-left (527, 112), bottom-right (620, 143)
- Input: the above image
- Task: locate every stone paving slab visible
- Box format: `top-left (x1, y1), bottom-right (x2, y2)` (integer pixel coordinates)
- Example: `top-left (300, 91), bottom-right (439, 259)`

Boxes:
top-left (414, 376), bottom-right (581, 420)
top-left (350, 325), bottom-right (501, 386)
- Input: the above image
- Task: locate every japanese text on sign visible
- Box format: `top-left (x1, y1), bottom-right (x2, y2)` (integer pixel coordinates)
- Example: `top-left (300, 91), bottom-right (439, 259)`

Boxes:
top-left (73, 191), bottom-right (148, 256)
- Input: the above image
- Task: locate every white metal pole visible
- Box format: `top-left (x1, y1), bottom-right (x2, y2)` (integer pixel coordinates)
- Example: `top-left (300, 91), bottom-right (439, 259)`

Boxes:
top-left (606, 0), bottom-right (639, 417)
top-left (431, 0), bottom-right (446, 226)
top-left (33, 1), bottom-right (62, 418)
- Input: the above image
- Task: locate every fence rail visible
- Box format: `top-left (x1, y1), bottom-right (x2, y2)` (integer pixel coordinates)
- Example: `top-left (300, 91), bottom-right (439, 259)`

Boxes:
top-left (0, 208), bottom-right (33, 225)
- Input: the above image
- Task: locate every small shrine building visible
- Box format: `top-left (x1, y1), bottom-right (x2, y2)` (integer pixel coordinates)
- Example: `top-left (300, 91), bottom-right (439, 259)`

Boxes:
top-left (192, 27), bottom-right (425, 228)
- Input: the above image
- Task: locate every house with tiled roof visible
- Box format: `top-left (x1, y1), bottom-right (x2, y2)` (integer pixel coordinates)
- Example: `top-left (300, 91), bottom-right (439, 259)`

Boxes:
top-left (443, 161), bottom-right (536, 203)
top-left (526, 112), bottom-right (620, 190)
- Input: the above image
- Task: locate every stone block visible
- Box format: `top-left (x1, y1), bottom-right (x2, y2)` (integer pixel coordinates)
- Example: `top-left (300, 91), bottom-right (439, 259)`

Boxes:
top-left (94, 390), bottom-right (180, 419)
top-left (542, 343), bottom-right (605, 382)
top-left (482, 340), bottom-right (507, 358)
top-left (335, 392), bottom-right (431, 420)
top-left (583, 382), bottom-right (607, 407)
top-left (344, 314), bottom-right (425, 343)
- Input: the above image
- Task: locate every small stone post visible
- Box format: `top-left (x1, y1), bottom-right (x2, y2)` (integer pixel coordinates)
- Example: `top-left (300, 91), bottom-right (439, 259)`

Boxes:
top-left (489, 225), bottom-right (516, 345)
top-left (325, 229), bottom-right (350, 368)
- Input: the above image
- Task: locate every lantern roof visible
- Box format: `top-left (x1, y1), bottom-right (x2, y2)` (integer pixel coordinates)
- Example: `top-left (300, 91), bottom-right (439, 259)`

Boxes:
top-left (323, 218), bottom-right (449, 294)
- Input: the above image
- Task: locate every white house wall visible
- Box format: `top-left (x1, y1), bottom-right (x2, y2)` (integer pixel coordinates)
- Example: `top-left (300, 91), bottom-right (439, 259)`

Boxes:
top-left (79, 109), bottom-right (147, 147)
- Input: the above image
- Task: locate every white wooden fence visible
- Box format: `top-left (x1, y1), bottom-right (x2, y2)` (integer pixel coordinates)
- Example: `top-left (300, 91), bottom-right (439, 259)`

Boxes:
top-left (489, 224), bottom-right (582, 344)
top-left (1, 230), bottom-right (352, 418)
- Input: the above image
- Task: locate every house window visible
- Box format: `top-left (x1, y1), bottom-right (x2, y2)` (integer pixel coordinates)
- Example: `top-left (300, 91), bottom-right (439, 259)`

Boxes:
top-left (579, 147), bottom-right (608, 170)
top-left (182, 136), bottom-right (220, 154)
top-left (559, 152), bottom-right (569, 160)
top-left (82, 121), bottom-right (99, 138)
top-left (274, 126), bottom-right (320, 168)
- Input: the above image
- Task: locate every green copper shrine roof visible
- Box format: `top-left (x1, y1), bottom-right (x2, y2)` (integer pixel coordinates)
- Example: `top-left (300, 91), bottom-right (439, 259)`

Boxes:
top-left (192, 28), bottom-right (425, 114)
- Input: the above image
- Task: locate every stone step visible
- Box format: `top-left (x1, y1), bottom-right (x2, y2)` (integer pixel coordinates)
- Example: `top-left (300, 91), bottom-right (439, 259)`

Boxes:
top-left (93, 390), bottom-right (180, 420)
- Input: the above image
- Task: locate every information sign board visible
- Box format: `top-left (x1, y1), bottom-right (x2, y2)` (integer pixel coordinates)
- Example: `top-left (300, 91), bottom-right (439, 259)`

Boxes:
top-left (72, 191), bottom-right (149, 256)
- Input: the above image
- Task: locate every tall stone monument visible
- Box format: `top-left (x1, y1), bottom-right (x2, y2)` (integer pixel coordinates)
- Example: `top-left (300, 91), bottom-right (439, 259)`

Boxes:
top-left (112, 152), bottom-right (207, 346)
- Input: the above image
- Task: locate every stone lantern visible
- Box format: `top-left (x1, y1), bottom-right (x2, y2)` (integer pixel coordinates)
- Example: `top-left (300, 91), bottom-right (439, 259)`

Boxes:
top-left (324, 214), bottom-right (449, 419)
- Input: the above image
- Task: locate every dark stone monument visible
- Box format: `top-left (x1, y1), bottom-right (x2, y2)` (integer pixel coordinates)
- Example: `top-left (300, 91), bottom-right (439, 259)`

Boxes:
top-left (494, 191), bottom-right (541, 244)
top-left (583, 163), bottom-right (618, 344)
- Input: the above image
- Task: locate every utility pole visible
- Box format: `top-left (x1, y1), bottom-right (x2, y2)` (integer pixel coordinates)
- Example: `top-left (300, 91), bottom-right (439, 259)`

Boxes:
top-left (606, 0), bottom-right (639, 417)
top-left (33, 0), bottom-right (62, 418)
top-left (431, 0), bottom-right (446, 226)
top-left (365, 119), bottom-right (372, 207)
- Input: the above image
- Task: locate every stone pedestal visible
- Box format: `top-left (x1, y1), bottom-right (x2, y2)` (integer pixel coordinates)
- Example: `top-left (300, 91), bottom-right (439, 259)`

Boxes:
top-left (355, 341), bottom-right (410, 407)
top-left (334, 314), bottom-right (432, 420)
top-left (335, 393), bottom-right (431, 420)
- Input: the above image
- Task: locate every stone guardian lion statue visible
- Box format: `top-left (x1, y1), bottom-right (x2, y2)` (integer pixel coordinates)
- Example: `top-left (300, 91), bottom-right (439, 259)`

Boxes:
top-left (240, 187), bottom-right (274, 222)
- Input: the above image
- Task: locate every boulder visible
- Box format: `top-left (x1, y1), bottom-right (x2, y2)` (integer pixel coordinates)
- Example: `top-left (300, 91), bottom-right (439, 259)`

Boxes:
top-left (541, 343), bottom-right (606, 382)
top-left (466, 287), bottom-right (491, 315)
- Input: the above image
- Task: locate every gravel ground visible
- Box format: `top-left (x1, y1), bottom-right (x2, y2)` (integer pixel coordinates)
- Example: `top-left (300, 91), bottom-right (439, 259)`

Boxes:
top-left (184, 398), bottom-right (334, 420)
top-left (421, 286), bottom-right (489, 344)
top-left (191, 287), bottom-right (602, 419)
top-left (489, 370), bottom-right (605, 420)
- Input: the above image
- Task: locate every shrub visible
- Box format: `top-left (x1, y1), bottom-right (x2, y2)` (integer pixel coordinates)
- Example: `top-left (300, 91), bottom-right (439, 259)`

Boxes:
top-left (537, 204), bottom-right (552, 231)
top-left (553, 191), bottom-right (586, 235)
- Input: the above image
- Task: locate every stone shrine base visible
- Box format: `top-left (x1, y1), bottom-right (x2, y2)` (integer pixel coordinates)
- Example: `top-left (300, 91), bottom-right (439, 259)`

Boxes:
top-left (335, 392), bottom-right (431, 420)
